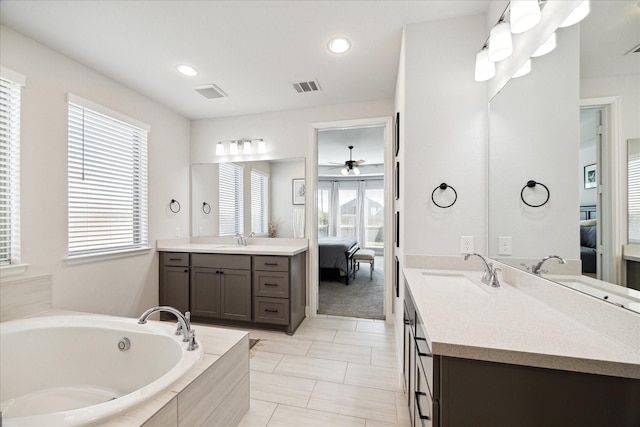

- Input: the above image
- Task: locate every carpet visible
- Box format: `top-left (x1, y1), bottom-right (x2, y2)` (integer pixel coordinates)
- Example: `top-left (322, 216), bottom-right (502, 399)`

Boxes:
top-left (318, 256), bottom-right (384, 320)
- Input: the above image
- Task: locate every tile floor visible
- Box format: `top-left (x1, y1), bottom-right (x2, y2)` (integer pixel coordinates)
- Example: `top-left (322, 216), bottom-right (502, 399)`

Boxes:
top-left (237, 315), bottom-right (410, 427)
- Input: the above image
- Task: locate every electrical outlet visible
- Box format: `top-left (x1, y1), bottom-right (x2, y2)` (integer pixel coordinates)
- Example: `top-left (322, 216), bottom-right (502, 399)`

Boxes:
top-left (498, 236), bottom-right (512, 255)
top-left (461, 236), bottom-right (474, 254)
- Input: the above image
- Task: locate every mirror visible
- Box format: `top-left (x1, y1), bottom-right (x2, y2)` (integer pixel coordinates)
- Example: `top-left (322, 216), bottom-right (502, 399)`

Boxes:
top-left (488, 1), bottom-right (640, 313)
top-left (191, 158), bottom-right (305, 238)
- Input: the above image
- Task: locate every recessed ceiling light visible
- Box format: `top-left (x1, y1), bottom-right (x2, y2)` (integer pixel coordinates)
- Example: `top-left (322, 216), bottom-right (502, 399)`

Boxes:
top-left (328, 37), bottom-right (351, 54)
top-left (176, 64), bottom-right (198, 77)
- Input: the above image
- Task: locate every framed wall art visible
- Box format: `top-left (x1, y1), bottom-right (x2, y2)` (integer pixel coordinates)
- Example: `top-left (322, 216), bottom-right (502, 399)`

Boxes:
top-left (292, 179), bottom-right (306, 205)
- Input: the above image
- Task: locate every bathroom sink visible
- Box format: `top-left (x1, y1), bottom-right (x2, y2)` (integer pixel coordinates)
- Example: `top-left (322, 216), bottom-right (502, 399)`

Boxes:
top-left (421, 272), bottom-right (488, 294)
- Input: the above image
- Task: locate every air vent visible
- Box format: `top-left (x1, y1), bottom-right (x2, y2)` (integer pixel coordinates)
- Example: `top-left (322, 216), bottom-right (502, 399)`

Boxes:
top-left (625, 43), bottom-right (640, 55)
top-left (194, 84), bottom-right (228, 99)
top-left (292, 79), bottom-right (321, 93)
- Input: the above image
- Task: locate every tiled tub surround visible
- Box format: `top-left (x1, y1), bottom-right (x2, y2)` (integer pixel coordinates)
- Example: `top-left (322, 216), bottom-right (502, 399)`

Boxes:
top-left (1, 309), bottom-right (249, 427)
top-left (403, 262), bottom-right (640, 379)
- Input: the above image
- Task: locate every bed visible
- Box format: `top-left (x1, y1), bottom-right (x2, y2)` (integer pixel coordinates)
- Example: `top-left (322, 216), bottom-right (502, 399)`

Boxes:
top-left (318, 237), bottom-right (359, 285)
top-left (580, 205), bottom-right (597, 274)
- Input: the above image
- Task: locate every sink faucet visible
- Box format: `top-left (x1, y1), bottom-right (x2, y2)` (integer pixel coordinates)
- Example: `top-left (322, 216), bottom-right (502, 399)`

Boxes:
top-left (138, 306), bottom-right (195, 347)
top-left (235, 233), bottom-right (247, 246)
top-left (464, 253), bottom-right (500, 287)
top-left (532, 255), bottom-right (566, 275)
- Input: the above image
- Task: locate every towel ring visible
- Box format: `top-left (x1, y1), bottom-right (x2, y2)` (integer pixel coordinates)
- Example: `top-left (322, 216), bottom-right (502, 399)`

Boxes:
top-left (431, 183), bottom-right (457, 208)
top-left (202, 202), bottom-right (211, 214)
top-left (169, 199), bottom-right (181, 213)
top-left (520, 180), bottom-right (550, 207)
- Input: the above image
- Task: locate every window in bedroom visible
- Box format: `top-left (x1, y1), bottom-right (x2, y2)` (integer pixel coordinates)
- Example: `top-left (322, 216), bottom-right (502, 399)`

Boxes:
top-left (67, 94), bottom-right (149, 257)
top-left (219, 162), bottom-right (244, 236)
top-left (0, 69), bottom-right (24, 268)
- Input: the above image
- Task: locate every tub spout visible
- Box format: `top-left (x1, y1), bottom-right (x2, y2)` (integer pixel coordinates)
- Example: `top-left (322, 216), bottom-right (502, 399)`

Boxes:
top-left (138, 306), bottom-right (190, 344)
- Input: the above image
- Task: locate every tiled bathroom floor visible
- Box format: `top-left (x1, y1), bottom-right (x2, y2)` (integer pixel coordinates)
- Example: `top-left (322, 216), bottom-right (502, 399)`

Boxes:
top-left (237, 315), bottom-right (410, 427)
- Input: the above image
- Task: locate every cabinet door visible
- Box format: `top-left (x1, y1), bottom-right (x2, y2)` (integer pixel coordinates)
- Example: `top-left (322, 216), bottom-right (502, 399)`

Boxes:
top-left (160, 266), bottom-right (189, 314)
top-left (190, 268), bottom-right (221, 318)
top-left (220, 269), bottom-right (252, 321)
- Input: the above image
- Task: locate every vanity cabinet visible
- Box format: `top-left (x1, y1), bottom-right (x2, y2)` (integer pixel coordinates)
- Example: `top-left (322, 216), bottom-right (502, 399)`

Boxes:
top-left (190, 254), bottom-right (252, 321)
top-left (159, 252), bottom-right (190, 318)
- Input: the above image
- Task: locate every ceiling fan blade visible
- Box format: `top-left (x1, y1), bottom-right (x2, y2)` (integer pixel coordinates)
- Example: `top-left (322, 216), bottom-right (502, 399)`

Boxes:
top-left (328, 162), bottom-right (344, 165)
top-left (355, 159), bottom-right (366, 165)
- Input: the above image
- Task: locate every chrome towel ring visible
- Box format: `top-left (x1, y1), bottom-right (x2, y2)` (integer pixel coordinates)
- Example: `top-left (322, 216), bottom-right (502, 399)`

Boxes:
top-left (431, 183), bottom-right (457, 208)
top-left (520, 180), bottom-right (550, 207)
top-left (169, 199), bottom-right (181, 213)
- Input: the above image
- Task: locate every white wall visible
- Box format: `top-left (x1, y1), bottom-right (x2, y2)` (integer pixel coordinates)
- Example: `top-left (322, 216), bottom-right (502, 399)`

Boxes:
top-left (0, 25), bottom-right (191, 317)
top-left (271, 160), bottom-right (306, 238)
top-left (402, 14), bottom-right (488, 257)
top-left (579, 108), bottom-right (598, 206)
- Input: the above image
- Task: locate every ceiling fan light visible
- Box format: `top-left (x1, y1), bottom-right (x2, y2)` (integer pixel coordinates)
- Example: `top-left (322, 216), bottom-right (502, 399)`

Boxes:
top-left (531, 32), bottom-right (556, 57)
top-left (353, 167), bottom-right (361, 176)
top-left (341, 167), bottom-right (349, 176)
top-left (488, 22), bottom-right (513, 62)
top-left (474, 48), bottom-right (496, 82)
top-left (559, 0), bottom-right (590, 28)
top-left (510, 0), bottom-right (541, 34)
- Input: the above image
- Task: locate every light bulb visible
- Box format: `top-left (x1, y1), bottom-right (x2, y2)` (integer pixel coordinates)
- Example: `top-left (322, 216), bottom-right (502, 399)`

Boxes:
top-left (474, 48), bottom-right (496, 82)
top-left (341, 168), bottom-right (349, 176)
top-left (328, 38), bottom-right (351, 54)
top-left (531, 32), bottom-right (556, 57)
top-left (559, 0), bottom-right (590, 28)
top-left (353, 167), bottom-right (361, 176)
top-left (216, 141), bottom-right (224, 156)
top-left (176, 64), bottom-right (198, 77)
top-left (510, 0), bottom-right (541, 34)
top-left (513, 59), bottom-right (532, 78)
top-left (488, 22), bottom-right (513, 62)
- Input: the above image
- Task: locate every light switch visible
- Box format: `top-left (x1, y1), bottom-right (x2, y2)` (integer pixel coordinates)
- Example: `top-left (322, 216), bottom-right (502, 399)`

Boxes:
top-left (498, 236), bottom-right (512, 255)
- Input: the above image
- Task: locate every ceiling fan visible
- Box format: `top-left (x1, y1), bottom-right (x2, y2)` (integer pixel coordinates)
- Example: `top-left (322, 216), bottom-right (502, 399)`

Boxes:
top-left (328, 145), bottom-right (365, 175)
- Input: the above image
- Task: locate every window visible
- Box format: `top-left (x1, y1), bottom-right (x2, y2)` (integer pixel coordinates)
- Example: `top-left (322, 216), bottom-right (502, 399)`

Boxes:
top-left (629, 139), bottom-right (640, 243)
top-left (219, 162), bottom-right (244, 236)
top-left (251, 169), bottom-right (268, 235)
top-left (67, 95), bottom-right (149, 257)
top-left (0, 71), bottom-right (23, 266)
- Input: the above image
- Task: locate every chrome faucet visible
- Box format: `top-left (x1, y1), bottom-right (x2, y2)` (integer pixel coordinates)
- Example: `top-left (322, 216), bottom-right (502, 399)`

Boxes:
top-left (138, 306), bottom-right (194, 347)
top-left (532, 255), bottom-right (566, 275)
top-left (235, 233), bottom-right (247, 246)
top-left (464, 253), bottom-right (500, 287)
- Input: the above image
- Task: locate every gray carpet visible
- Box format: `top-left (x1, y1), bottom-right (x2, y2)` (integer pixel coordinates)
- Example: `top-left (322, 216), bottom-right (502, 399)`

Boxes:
top-left (318, 256), bottom-right (384, 320)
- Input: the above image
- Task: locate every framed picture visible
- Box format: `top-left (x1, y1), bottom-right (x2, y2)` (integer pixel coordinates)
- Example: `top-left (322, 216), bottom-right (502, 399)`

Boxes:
top-left (395, 162), bottom-right (400, 200)
top-left (292, 179), bottom-right (305, 205)
top-left (584, 164), bottom-right (596, 189)
top-left (394, 112), bottom-right (400, 156)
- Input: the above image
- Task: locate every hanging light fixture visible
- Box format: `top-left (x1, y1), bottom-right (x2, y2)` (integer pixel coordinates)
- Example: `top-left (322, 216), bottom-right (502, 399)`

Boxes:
top-left (559, 0), bottom-right (590, 28)
top-left (216, 141), bottom-right (224, 156)
top-left (531, 32), bottom-right (557, 57)
top-left (512, 59), bottom-right (532, 78)
top-left (510, 0), bottom-right (541, 34)
top-left (488, 22), bottom-right (513, 62)
top-left (474, 48), bottom-right (496, 82)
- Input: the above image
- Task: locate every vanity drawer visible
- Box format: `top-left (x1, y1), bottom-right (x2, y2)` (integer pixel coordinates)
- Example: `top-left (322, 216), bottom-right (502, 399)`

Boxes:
top-left (191, 253), bottom-right (251, 270)
top-left (161, 252), bottom-right (189, 267)
top-left (254, 271), bottom-right (289, 298)
top-left (415, 358), bottom-right (437, 427)
top-left (415, 315), bottom-right (438, 399)
top-left (253, 256), bottom-right (289, 272)
top-left (254, 297), bottom-right (289, 325)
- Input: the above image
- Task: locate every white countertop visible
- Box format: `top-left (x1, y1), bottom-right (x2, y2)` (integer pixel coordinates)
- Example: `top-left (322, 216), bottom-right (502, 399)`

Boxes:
top-left (157, 238), bottom-right (308, 256)
top-left (404, 268), bottom-right (640, 379)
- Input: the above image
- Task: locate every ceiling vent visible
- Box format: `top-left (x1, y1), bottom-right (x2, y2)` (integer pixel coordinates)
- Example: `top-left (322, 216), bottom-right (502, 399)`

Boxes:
top-left (292, 79), bottom-right (321, 93)
top-left (194, 84), bottom-right (228, 99)
top-left (625, 43), bottom-right (640, 55)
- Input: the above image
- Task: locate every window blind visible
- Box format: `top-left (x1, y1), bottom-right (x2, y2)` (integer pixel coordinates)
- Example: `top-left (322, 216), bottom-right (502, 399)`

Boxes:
top-left (0, 76), bottom-right (22, 265)
top-left (251, 169), bottom-right (268, 235)
top-left (68, 102), bottom-right (148, 256)
top-left (219, 163), bottom-right (243, 236)
top-left (629, 152), bottom-right (640, 243)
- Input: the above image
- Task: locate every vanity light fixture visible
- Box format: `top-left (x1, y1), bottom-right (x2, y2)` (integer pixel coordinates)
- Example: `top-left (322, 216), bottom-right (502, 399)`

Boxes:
top-left (488, 22), bottom-right (513, 62)
top-left (328, 37), bottom-right (351, 54)
top-left (510, 0), bottom-right (541, 34)
top-left (176, 64), bottom-right (198, 77)
top-left (474, 48), bottom-right (496, 82)
top-left (242, 140), bottom-right (252, 154)
top-left (216, 141), bottom-right (224, 156)
top-left (531, 32), bottom-right (556, 57)
top-left (215, 139), bottom-right (267, 156)
top-left (229, 141), bottom-right (239, 155)
top-left (256, 139), bottom-right (266, 154)
top-left (512, 59), bottom-right (532, 78)
top-left (559, 0), bottom-right (590, 28)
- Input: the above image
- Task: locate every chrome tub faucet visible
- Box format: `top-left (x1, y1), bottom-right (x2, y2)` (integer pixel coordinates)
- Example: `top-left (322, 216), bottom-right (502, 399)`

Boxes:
top-left (138, 306), bottom-right (197, 350)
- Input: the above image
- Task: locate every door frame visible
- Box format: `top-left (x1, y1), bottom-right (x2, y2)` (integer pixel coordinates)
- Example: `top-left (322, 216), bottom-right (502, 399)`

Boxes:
top-left (307, 116), bottom-right (394, 322)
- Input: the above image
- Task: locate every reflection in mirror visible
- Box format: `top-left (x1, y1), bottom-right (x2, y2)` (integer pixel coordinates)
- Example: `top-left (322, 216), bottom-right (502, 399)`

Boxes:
top-left (628, 139), bottom-right (640, 244)
top-left (191, 158), bottom-right (305, 238)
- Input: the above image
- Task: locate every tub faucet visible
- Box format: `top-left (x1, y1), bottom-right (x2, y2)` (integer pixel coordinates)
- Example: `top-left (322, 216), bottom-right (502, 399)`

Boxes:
top-left (532, 255), bottom-right (566, 275)
top-left (138, 306), bottom-right (191, 344)
top-left (464, 253), bottom-right (500, 287)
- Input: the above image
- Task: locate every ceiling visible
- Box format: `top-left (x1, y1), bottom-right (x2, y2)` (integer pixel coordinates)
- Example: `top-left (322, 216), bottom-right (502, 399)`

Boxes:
top-left (0, 0), bottom-right (489, 120)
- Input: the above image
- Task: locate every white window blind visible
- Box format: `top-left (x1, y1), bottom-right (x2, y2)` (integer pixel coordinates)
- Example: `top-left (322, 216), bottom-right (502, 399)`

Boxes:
top-left (629, 152), bottom-right (640, 243)
top-left (67, 99), bottom-right (148, 257)
top-left (251, 169), bottom-right (268, 235)
top-left (0, 75), bottom-right (22, 265)
top-left (219, 163), bottom-right (243, 236)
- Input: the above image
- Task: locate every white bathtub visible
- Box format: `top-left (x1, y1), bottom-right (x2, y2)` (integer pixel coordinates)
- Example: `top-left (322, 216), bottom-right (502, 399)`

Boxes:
top-left (0, 314), bottom-right (203, 426)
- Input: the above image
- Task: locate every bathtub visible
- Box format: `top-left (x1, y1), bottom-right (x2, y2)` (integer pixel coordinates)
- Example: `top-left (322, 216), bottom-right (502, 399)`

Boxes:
top-left (0, 314), bottom-right (204, 426)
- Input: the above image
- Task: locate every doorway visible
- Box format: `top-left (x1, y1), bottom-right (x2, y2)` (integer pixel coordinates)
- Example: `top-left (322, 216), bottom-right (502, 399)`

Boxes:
top-left (308, 117), bottom-right (393, 321)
